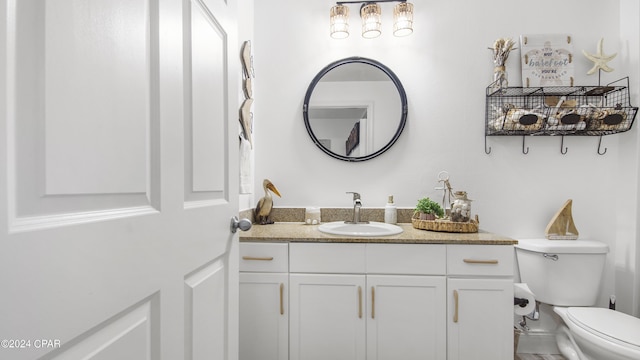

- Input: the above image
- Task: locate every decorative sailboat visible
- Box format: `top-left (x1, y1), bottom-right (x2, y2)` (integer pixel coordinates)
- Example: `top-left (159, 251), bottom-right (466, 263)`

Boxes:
top-left (545, 199), bottom-right (579, 240)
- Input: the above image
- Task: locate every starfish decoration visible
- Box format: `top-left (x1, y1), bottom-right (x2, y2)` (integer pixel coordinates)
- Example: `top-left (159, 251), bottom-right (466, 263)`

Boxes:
top-left (582, 38), bottom-right (617, 75)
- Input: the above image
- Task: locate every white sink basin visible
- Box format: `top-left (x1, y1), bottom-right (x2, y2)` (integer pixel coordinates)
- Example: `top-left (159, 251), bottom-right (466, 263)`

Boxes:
top-left (318, 221), bottom-right (403, 237)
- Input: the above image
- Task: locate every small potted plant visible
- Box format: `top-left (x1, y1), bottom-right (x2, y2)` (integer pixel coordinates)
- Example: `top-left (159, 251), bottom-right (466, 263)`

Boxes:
top-left (415, 197), bottom-right (445, 220)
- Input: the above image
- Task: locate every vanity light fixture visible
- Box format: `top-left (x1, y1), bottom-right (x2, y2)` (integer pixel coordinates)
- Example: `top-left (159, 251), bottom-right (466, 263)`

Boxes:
top-left (360, 3), bottom-right (382, 38)
top-left (393, 2), bottom-right (413, 37)
top-left (330, 4), bottom-right (350, 39)
top-left (330, 0), bottom-right (414, 39)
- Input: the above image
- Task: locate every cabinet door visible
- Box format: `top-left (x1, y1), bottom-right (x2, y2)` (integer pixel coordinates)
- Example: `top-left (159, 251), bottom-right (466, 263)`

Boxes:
top-left (240, 273), bottom-right (288, 360)
top-left (367, 275), bottom-right (447, 360)
top-left (290, 274), bottom-right (366, 360)
top-left (447, 278), bottom-right (514, 360)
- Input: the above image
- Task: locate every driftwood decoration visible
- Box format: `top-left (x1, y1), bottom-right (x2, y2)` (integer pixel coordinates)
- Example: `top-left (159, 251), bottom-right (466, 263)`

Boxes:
top-left (545, 199), bottom-right (579, 240)
top-left (239, 40), bottom-right (254, 148)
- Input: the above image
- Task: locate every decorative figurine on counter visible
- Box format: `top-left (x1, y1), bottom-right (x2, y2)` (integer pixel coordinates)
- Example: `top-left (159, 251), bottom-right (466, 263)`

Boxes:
top-left (582, 38), bottom-right (616, 75)
top-left (450, 191), bottom-right (472, 223)
top-left (435, 170), bottom-right (453, 216)
top-left (433, 171), bottom-right (474, 223)
top-left (255, 179), bottom-right (281, 225)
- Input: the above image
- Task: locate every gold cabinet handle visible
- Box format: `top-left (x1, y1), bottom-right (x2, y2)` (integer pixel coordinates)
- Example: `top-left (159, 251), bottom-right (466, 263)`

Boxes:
top-left (463, 259), bottom-right (498, 265)
top-left (358, 286), bottom-right (363, 319)
top-left (242, 256), bottom-right (274, 261)
top-left (371, 286), bottom-right (375, 319)
top-left (279, 283), bottom-right (284, 315)
top-left (453, 290), bottom-right (459, 323)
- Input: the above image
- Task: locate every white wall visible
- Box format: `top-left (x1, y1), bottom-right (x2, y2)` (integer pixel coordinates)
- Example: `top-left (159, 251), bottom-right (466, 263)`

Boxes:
top-left (246, 0), bottom-right (639, 315)
top-left (619, 0), bottom-right (640, 318)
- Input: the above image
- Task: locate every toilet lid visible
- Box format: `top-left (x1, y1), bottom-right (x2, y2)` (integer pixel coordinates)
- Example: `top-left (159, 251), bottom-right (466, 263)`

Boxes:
top-left (567, 307), bottom-right (640, 347)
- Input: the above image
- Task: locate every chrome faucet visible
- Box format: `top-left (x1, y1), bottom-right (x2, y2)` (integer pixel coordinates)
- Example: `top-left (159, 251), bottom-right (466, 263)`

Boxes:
top-left (345, 192), bottom-right (369, 224)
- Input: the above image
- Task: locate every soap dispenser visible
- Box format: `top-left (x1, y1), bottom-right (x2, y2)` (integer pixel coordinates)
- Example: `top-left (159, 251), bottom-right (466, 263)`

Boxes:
top-left (384, 195), bottom-right (397, 224)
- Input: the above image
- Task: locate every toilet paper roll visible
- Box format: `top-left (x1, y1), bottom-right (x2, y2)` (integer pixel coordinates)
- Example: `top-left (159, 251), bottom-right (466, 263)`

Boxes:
top-left (514, 283), bottom-right (536, 316)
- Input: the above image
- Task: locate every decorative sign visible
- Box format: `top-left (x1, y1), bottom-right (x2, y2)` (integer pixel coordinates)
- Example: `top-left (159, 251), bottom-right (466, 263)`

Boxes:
top-left (520, 34), bottom-right (574, 87)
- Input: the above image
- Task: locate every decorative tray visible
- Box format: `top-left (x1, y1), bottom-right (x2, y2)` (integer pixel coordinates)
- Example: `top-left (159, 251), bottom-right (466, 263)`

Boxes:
top-left (411, 213), bottom-right (479, 233)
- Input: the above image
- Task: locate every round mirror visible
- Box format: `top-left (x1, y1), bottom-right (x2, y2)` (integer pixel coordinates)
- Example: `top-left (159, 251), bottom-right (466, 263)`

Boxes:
top-left (303, 57), bottom-right (407, 162)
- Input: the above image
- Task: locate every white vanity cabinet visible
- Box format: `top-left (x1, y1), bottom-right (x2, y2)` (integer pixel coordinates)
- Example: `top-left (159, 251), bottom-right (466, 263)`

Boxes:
top-left (289, 243), bottom-right (448, 360)
top-left (240, 241), bottom-right (514, 360)
top-left (365, 244), bottom-right (448, 360)
top-left (446, 245), bottom-right (514, 360)
top-left (239, 243), bottom-right (289, 360)
top-left (289, 243), bottom-right (367, 360)
top-left (289, 273), bottom-right (367, 360)
top-left (366, 275), bottom-right (447, 360)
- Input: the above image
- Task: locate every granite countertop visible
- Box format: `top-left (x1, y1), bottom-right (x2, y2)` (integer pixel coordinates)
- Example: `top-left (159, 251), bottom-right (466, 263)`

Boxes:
top-left (240, 222), bottom-right (517, 245)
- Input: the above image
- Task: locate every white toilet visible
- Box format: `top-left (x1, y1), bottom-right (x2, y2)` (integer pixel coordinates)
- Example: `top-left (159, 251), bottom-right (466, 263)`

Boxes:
top-left (515, 238), bottom-right (640, 360)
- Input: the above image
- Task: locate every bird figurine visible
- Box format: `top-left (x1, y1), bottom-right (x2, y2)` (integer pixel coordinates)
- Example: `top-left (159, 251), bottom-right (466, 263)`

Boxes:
top-left (255, 179), bottom-right (281, 225)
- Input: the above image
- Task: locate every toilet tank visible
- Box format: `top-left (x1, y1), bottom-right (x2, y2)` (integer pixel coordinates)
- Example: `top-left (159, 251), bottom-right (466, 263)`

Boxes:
top-left (515, 239), bottom-right (609, 306)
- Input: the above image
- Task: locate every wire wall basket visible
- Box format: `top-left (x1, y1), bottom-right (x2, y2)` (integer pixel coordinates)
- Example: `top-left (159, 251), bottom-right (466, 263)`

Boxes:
top-left (486, 77), bottom-right (638, 137)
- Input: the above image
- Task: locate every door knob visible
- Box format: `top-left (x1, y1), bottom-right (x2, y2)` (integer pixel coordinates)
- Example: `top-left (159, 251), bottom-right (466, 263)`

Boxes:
top-left (231, 216), bottom-right (252, 233)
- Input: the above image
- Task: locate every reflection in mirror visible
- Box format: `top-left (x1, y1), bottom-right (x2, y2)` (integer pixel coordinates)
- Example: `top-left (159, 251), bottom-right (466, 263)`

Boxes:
top-left (308, 107), bottom-right (369, 157)
top-left (303, 57), bottom-right (407, 162)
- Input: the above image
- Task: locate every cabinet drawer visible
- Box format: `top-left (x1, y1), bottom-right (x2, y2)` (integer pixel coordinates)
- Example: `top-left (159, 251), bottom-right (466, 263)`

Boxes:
top-left (289, 243), bottom-right (366, 273)
top-left (367, 244), bottom-right (446, 275)
top-left (240, 242), bottom-right (288, 272)
top-left (447, 245), bottom-right (514, 276)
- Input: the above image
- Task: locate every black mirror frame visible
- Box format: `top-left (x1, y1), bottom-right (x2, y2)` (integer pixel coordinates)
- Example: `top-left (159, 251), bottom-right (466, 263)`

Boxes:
top-left (302, 56), bottom-right (408, 162)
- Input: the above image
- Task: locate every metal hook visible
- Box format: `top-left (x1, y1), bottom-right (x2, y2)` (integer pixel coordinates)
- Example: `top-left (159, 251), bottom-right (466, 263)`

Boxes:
top-left (522, 136), bottom-right (529, 154)
top-left (484, 136), bottom-right (492, 154)
top-left (597, 135), bottom-right (607, 155)
top-left (560, 136), bottom-right (568, 154)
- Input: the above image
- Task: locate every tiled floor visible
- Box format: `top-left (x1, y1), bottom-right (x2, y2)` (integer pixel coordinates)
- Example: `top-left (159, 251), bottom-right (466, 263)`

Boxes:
top-left (515, 354), bottom-right (566, 360)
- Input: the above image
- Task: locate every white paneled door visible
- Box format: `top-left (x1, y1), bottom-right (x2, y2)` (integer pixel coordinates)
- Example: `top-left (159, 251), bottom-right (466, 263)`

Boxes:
top-left (0, 0), bottom-right (239, 359)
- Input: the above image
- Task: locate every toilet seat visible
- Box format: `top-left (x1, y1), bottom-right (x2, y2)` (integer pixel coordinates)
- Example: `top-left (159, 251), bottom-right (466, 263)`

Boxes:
top-left (566, 307), bottom-right (640, 350)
